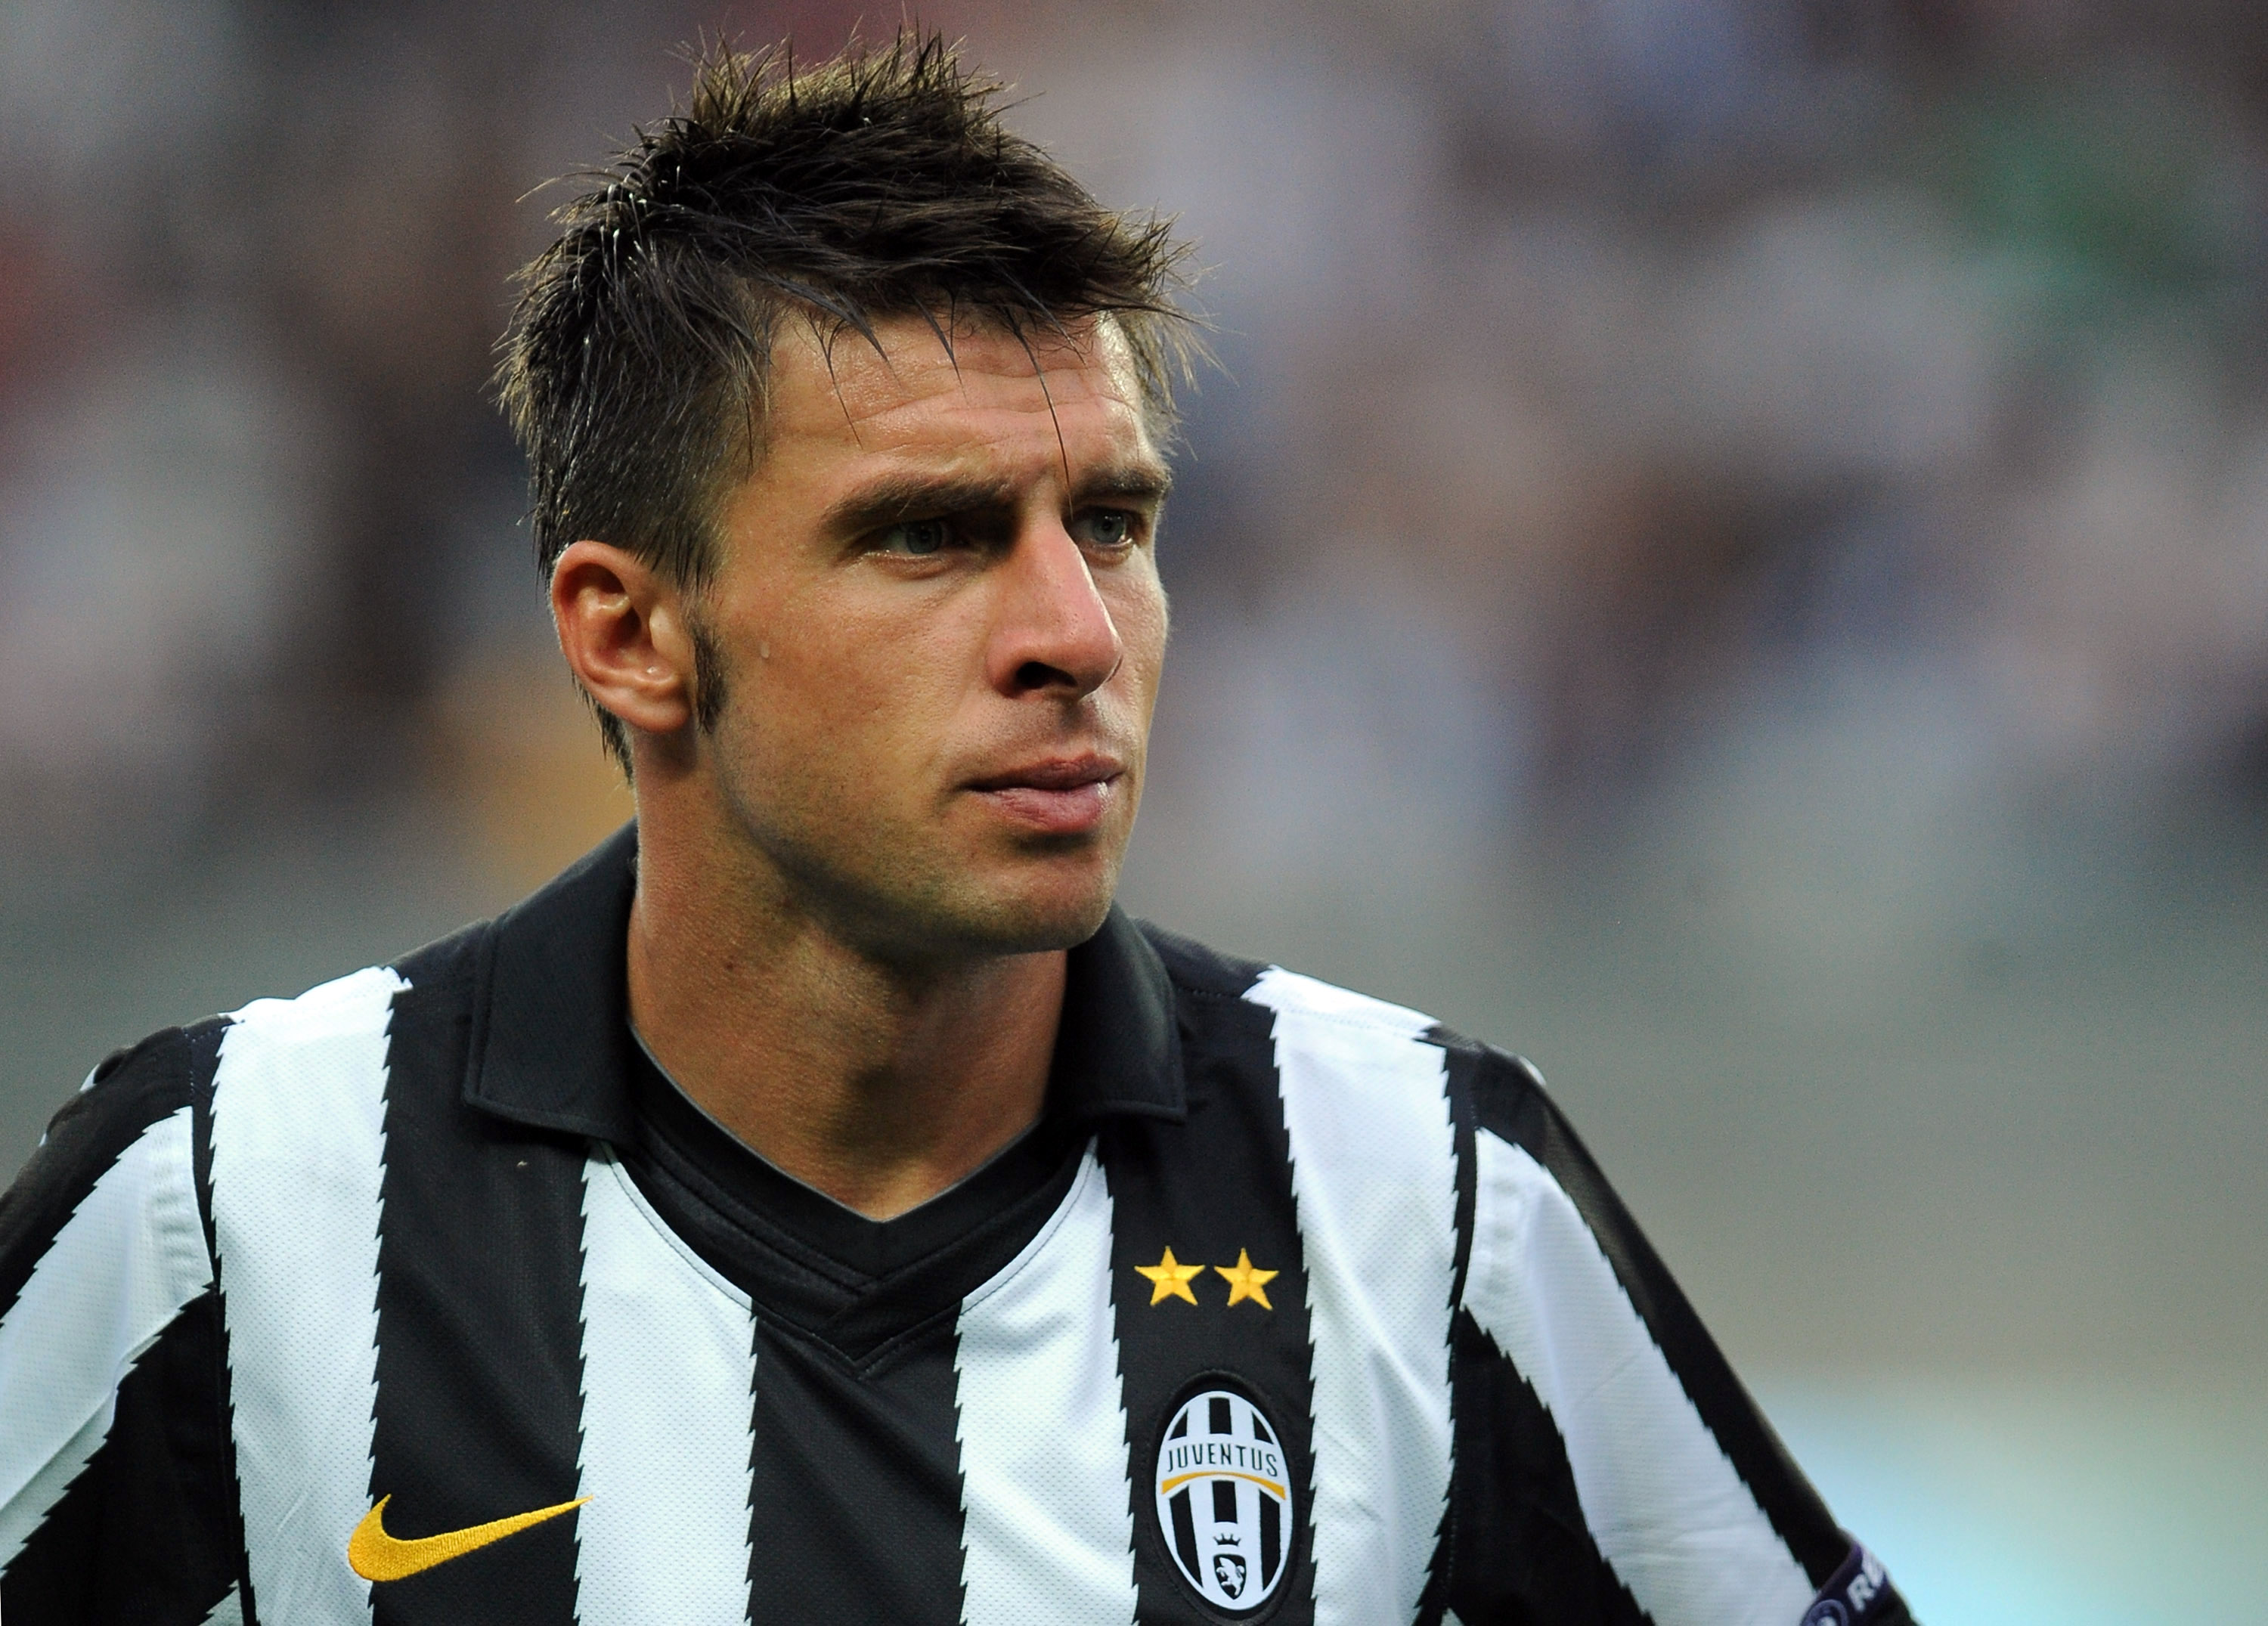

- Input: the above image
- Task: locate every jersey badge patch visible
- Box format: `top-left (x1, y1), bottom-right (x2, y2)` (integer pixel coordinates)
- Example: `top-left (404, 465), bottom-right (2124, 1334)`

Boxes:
top-left (1154, 1384), bottom-right (1294, 1613)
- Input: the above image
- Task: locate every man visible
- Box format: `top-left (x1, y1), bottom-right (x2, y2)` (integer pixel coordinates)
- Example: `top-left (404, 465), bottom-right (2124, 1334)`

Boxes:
top-left (0, 36), bottom-right (1910, 1626)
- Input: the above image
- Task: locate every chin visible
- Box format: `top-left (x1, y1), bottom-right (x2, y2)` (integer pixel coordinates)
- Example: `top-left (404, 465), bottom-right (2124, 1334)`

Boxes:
top-left (937, 846), bottom-right (1126, 958)
top-left (958, 875), bottom-right (1117, 957)
top-left (816, 847), bottom-right (1121, 966)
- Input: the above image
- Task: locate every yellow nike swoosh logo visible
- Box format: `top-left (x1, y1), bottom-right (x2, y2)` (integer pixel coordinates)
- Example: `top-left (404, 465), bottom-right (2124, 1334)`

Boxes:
top-left (347, 1492), bottom-right (591, 1582)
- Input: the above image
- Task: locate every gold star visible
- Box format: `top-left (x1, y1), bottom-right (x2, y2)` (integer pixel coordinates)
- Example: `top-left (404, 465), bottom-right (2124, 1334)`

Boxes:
top-left (1215, 1249), bottom-right (1278, 1310)
top-left (1135, 1246), bottom-right (1205, 1306)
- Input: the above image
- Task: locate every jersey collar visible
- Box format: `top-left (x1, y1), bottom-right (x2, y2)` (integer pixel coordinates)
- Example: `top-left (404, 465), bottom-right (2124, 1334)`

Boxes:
top-left (461, 822), bottom-right (1187, 1146)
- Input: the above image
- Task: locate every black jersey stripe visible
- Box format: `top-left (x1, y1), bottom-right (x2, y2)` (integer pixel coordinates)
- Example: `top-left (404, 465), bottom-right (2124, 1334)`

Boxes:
top-left (1417, 1036), bottom-right (1485, 1626)
top-left (1442, 1312), bottom-right (1649, 1626)
top-left (365, 940), bottom-right (588, 1626)
top-left (181, 1018), bottom-right (228, 1264)
top-left (2, 1291), bottom-right (240, 1624)
top-left (1470, 1049), bottom-right (1849, 1585)
top-left (743, 1313), bottom-right (966, 1622)
top-left (1103, 975), bottom-right (1319, 1626)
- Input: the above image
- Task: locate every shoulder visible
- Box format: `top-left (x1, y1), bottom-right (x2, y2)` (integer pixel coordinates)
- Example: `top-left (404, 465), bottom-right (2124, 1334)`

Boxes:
top-left (5, 921), bottom-right (494, 1221)
top-left (1132, 918), bottom-right (1548, 1120)
top-left (1136, 916), bottom-right (1446, 1037)
top-left (1136, 918), bottom-right (1442, 1048)
top-left (197, 919), bottom-right (489, 1153)
top-left (28, 1021), bottom-right (210, 1168)
top-left (1134, 918), bottom-right (1266, 1004)
top-left (223, 917), bottom-right (485, 1046)
top-left (0, 933), bottom-right (465, 1284)
top-left (0, 1015), bottom-right (228, 1327)
top-left (213, 916), bottom-right (485, 1055)
top-left (4, 1021), bottom-right (206, 1210)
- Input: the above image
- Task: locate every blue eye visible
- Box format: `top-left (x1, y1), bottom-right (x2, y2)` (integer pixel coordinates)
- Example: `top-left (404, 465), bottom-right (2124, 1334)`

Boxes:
top-left (880, 519), bottom-right (950, 556)
top-left (1076, 509), bottom-right (1135, 547)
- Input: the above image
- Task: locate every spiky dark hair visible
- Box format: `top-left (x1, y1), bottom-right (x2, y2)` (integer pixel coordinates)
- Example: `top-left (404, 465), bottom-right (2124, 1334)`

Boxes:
top-left (496, 33), bottom-right (1198, 768)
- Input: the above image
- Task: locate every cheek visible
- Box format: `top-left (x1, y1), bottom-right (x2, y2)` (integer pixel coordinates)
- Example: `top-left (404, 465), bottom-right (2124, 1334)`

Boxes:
top-left (1109, 574), bottom-right (1171, 693)
top-left (745, 593), bottom-right (965, 748)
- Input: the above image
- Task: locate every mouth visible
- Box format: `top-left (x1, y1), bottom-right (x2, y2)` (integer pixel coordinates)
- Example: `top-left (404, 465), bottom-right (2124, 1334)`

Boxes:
top-left (965, 754), bottom-right (1125, 835)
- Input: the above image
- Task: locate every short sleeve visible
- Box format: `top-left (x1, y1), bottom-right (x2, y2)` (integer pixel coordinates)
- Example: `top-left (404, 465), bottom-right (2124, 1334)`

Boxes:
top-left (0, 1026), bottom-right (246, 1624)
top-left (1442, 1046), bottom-right (1914, 1626)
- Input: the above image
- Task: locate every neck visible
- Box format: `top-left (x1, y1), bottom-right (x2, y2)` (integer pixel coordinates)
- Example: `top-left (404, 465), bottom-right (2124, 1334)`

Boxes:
top-left (624, 810), bottom-right (1065, 1223)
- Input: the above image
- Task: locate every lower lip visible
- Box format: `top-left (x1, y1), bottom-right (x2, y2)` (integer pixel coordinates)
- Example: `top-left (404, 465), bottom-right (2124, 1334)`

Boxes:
top-left (976, 779), bottom-right (1115, 835)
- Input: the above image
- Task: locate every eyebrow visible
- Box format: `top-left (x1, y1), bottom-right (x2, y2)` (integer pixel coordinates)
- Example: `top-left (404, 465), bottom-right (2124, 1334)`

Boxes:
top-left (820, 461), bottom-right (1174, 540)
top-left (1073, 461), bottom-right (1174, 507)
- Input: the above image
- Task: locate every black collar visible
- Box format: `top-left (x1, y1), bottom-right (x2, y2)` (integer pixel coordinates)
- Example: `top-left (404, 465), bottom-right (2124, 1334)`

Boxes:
top-left (461, 822), bottom-right (1186, 1144)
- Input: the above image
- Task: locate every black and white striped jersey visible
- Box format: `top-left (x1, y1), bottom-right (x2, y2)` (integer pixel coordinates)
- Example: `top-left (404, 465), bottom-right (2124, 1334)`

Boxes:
top-left (0, 825), bottom-right (1911, 1626)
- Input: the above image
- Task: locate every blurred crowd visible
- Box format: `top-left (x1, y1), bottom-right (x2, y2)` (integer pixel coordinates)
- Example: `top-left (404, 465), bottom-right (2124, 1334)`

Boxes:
top-left (2, 0), bottom-right (2264, 897)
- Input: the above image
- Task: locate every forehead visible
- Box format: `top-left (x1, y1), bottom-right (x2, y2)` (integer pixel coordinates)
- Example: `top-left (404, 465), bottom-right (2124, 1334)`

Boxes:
top-left (758, 311), bottom-right (1155, 478)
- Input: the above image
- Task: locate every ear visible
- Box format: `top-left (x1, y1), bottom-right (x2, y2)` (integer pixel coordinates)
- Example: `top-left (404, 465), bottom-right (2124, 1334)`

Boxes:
top-left (550, 540), bottom-right (697, 739)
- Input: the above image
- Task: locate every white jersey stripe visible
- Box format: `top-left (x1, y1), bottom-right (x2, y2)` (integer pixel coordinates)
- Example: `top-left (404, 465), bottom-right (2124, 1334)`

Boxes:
top-left (1250, 969), bottom-right (1458, 1626)
top-left (0, 1101), bottom-right (209, 1565)
top-left (572, 1154), bottom-right (758, 1626)
top-left (0, 1401), bottom-right (112, 1568)
top-left (210, 965), bottom-right (404, 1626)
top-left (201, 1583), bottom-right (247, 1625)
top-left (953, 1144), bottom-right (1139, 1626)
top-left (1465, 1129), bottom-right (1814, 1626)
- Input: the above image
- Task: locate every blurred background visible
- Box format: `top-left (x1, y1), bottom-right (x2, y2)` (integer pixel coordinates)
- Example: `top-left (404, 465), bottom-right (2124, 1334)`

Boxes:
top-left (2, 0), bottom-right (2263, 1615)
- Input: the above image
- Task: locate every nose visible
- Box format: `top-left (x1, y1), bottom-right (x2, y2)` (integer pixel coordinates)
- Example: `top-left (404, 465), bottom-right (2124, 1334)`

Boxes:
top-left (986, 518), bottom-right (1123, 702)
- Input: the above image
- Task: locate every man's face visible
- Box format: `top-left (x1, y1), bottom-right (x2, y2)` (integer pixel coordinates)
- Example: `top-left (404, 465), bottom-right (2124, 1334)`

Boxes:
top-left (691, 313), bottom-right (1170, 963)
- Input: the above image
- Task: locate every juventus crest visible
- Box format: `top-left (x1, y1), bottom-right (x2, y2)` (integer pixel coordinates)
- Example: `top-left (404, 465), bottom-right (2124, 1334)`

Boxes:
top-left (1153, 1386), bottom-right (1294, 1613)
